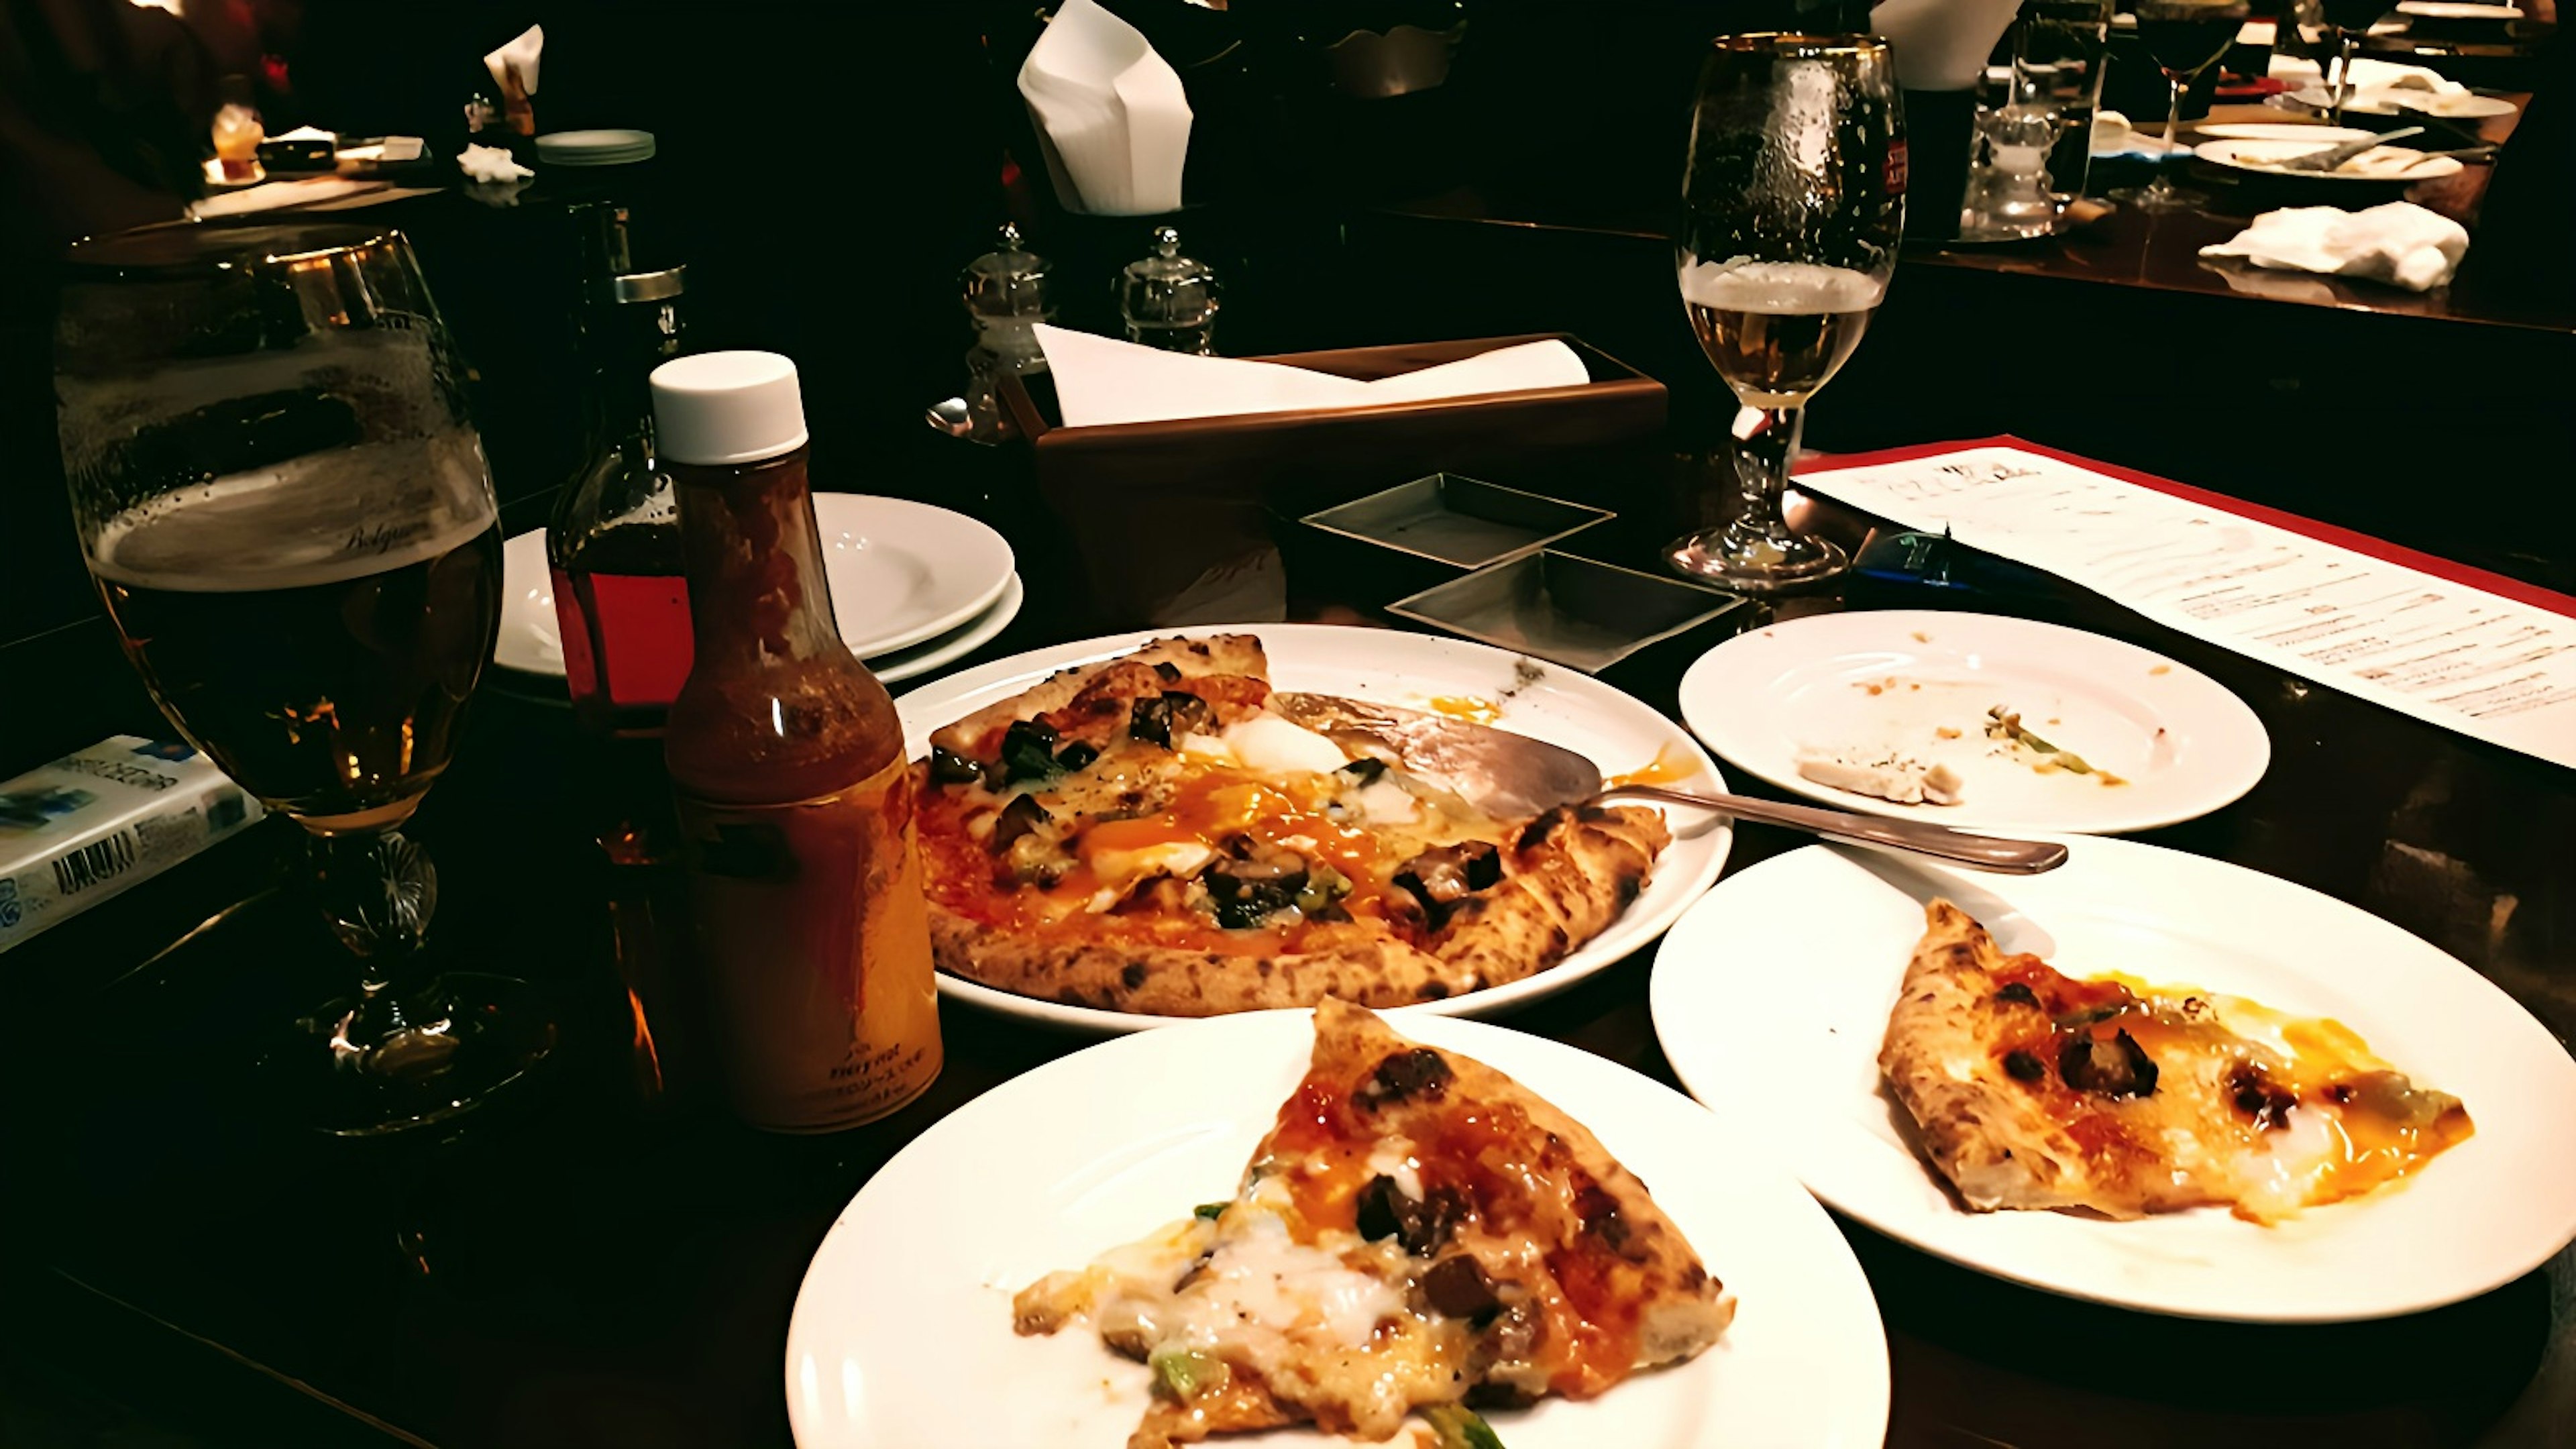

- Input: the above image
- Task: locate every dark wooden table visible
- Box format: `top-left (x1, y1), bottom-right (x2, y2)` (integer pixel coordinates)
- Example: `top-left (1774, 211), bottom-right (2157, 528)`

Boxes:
top-left (5, 429), bottom-right (2572, 1448)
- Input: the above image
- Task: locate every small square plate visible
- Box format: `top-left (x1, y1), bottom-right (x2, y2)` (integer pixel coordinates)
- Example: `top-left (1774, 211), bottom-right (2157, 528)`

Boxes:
top-left (1388, 550), bottom-right (1750, 674)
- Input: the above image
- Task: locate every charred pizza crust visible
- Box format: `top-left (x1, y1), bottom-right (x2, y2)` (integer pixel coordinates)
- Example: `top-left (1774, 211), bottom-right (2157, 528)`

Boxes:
top-left (932, 802), bottom-right (1666, 1015)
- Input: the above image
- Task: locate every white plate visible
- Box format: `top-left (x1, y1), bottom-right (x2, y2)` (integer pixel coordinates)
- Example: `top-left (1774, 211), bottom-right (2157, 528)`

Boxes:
top-left (899, 625), bottom-right (1733, 1032)
top-left (2396, 2), bottom-right (2520, 18)
top-left (1676, 610), bottom-right (2268, 835)
top-left (494, 494), bottom-right (1016, 676)
top-left (1649, 839), bottom-right (2576, 1322)
top-left (2286, 85), bottom-right (2516, 119)
top-left (871, 573), bottom-right (1024, 685)
top-left (2195, 136), bottom-right (2464, 180)
top-left (2196, 122), bottom-right (2377, 142)
top-left (784, 1010), bottom-right (1890, 1449)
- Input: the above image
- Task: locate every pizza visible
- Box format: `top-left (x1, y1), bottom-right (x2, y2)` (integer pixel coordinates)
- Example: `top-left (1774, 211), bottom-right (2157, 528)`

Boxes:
top-left (1012, 1000), bottom-right (1734, 1447)
top-left (916, 635), bottom-right (1670, 1016)
top-left (1882, 899), bottom-right (2473, 1222)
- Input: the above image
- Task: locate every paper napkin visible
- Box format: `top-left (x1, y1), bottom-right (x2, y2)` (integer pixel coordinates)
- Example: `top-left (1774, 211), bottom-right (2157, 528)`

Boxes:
top-left (2200, 201), bottom-right (2469, 291)
top-left (1032, 325), bottom-right (1592, 429)
top-left (1017, 0), bottom-right (1193, 215)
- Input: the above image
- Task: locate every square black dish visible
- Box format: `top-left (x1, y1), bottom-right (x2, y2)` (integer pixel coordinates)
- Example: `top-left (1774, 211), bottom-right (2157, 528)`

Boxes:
top-left (1291, 474), bottom-right (1613, 610)
top-left (1387, 550), bottom-right (1752, 675)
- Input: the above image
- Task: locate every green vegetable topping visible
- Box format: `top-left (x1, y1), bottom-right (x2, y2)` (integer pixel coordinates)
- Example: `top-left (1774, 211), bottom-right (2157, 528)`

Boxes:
top-left (1150, 1346), bottom-right (1221, 1401)
top-left (1192, 1201), bottom-right (1228, 1221)
top-left (1422, 1403), bottom-right (1506, 1449)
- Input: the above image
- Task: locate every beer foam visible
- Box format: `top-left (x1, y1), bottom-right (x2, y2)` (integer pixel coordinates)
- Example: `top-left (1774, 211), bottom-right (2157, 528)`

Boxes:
top-left (89, 441), bottom-right (497, 593)
top-left (1680, 258), bottom-right (1886, 314)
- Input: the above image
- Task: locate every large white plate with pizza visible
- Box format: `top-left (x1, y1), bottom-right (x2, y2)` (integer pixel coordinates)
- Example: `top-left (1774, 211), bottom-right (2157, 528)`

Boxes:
top-left (784, 1007), bottom-right (1890, 1448)
top-left (1649, 837), bottom-right (2576, 1322)
top-left (896, 625), bottom-right (1732, 1032)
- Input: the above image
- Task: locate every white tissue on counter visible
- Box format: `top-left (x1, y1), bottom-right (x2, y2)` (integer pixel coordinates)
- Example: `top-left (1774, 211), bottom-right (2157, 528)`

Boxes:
top-left (457, 143), bottom-right (533, 183)
top-left (2199, 201), bottom-right (2469, 292)
top-left (1870, 0), bottom-right (2026, 90)
top-left (1018, 0), bottom-right (1191, 217)
top-left (1032, 325), bottom-right (1593, 429)
top-left (2269, 54), bottom-right (2467, 93)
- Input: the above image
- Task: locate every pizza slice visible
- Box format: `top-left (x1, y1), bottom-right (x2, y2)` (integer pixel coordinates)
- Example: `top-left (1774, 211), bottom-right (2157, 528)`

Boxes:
top-left (1014, 1000), bottom-right (1733, 1447)
top-left (916, 635), bottom-right (1670, 1016)
top-left (1882, 899), bottom-right (2473, 1222)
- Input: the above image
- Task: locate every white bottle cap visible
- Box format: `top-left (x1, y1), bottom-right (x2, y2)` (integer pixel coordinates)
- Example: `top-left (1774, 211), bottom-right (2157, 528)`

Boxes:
top-left (650, 350), bottom-right (809, 466)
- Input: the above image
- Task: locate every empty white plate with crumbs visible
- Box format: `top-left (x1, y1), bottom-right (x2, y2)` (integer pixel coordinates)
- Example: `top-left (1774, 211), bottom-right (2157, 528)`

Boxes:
top-left (1648, 841), bottom-right (2576, 1323)
top-left (1678, 610), bottom-right (2270, 834)
top-left (784, 1011), bottom-right (1890, 1448)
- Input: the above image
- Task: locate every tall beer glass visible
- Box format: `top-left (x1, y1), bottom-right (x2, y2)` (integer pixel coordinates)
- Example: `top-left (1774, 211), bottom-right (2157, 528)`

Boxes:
top-left (1666, 34), bottom-right (1903, 591)
top-left (56, 225), bottom-right (551, 1134)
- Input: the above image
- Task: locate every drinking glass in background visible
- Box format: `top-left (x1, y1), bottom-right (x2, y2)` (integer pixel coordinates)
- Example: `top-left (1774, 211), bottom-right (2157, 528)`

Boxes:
top-left (2015, 0), bottom-right (2116, 202)
top-left (2112, 0), bottom-right (2253, 211)
top-left (1667, 34), bottom-right (1903, 590)
top-left (2316, 0), bottom-right (2392, 123)
top-left (55, 225), bottom-right (552, 1135)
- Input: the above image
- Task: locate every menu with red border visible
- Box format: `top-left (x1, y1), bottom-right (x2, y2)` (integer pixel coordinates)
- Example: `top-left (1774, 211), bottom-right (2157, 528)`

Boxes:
top-left (1794, 440), bottom-right (2576, 771)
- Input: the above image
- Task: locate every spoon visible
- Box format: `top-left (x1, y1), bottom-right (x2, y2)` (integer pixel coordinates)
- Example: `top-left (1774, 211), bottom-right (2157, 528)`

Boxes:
top-left (1269, 692), bottom-right (2070, 875)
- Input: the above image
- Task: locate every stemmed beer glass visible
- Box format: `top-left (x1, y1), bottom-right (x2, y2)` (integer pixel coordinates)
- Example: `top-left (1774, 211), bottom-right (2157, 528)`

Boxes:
top-left (1666, 34), bottom-right (1904, 591)
top-left (55, 224), bottom-right (551, 1134)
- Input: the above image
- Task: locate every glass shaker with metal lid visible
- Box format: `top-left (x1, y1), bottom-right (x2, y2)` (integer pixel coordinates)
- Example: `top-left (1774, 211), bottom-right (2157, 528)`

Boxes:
top-left (1118, 225), bottom-right (1220, 355)
top-left (956, 223), bottom-right (1054, 441)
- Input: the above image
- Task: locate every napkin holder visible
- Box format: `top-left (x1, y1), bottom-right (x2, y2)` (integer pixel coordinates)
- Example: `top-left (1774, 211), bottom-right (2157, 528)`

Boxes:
top-left (998, 333), bottom-right (1666, 629)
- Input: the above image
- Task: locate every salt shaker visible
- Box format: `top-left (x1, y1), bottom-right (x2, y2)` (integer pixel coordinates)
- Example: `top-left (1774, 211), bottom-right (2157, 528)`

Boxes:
top-left (1118, 226), bottom-right (1220, 355)
top-left (957, 223), bottom-right (1055, 441)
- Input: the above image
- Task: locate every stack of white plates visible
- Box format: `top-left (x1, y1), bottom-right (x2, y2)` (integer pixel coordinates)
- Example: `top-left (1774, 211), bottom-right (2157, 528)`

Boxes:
top-left (495, 493), bottom-right (1022, 688)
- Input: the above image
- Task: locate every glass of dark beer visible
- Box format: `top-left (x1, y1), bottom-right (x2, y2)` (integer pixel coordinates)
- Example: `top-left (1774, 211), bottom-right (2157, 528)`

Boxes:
top-left (56, 224), bottom-right (552, 1134)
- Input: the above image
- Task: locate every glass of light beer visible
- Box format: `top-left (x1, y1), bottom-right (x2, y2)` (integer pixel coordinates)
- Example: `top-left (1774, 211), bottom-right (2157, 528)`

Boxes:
top-left (55, 224), bottom-right (551, 1134)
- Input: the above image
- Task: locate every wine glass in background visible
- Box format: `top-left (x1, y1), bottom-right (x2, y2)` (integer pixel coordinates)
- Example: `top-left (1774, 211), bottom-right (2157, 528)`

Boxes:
top-left (2316, 0), bottom-right (2392, 123)
top-left (55, 224), bottom-right (553, 1135)
top-left (2112, 0), bottom-right (2253, 212)
top-left (1666, 33), bottom-right (1903, 591)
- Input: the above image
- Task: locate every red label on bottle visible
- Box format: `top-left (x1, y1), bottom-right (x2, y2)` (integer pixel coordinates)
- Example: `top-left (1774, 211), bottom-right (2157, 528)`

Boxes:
top-left (1885, 140), bottom-right (1910, 197)
top-left (555, 567), bottom-right (694, 712)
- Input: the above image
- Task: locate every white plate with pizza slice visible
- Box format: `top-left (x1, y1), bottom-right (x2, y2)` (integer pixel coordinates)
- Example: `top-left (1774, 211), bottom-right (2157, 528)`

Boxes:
top-left (1648, 838), bottom-right (2576, 1322)
top-left (784, 1008), bottom-right (1890, 1449)
top-left (1678, 610), bottom-right (2269, 835)
top-left (897, 625), bottom-right (1732, 1032)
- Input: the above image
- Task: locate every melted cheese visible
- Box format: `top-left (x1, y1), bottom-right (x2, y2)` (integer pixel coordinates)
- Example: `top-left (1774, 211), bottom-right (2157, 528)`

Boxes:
top-left (1220, 715), bottom-right (1351, 775)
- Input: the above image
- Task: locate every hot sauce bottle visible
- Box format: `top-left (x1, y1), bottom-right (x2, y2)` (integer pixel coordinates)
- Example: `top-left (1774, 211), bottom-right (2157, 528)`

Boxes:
top-left (651, 352), bottom-right (942, 1132)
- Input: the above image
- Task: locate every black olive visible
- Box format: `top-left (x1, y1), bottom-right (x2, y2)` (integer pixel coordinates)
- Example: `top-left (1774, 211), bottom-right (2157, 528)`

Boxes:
top-left (2057, 1028), bottom-right (2159, 1098)
top-left (1421, 1254), bottom-right (1501, 1320)
top-left (1393, 841), bottom-right (1505, 928)
top-left (1162, 690), bottom-right (1210, 736)
top-left (2003, 1049), bottom-right (2047, 1081)
top-left (2229, 1061), bottom-right (2298, 1130)
top-left (1359, 1047), bottom-right (1453, 1108)
top-left (991, 793), bottom-right (1052, 853)
top-left (1203, 858), bottom-right (1308, 929)
top-left (1152, 661), bottom-right (1183, 682)
top-left (1056, 741), bottom-right (1100, 771)
top-left (1355, 1174), bottom-right (1404, 1242)
top-left (1996, 982), bottom-right (2041, 1008)
top-left (928, 747), bottom-right (984, 785)
top-left (1129, 695), bottom-right (1174, 748)
top-left (1000, 719), bottom-right (1064, 784)
top-left (1338, 757), bottom-right (1388, 785)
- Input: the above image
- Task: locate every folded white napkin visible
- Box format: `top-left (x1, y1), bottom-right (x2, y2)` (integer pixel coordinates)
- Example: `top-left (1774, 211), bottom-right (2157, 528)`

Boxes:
top-left (457, 143), bottom-right (533, 183)
top-left (484, 25), bottom-right (543, 95)
top-left (2200, 201), bottom-right (2468, 291)
top-left (272, 124), bottom-right (337, 144)
top-left (2269, 54), bottom-right (2466, 93)
top-left (1032, 325), bottom-right (1593, 429)
top-left (1872, 0), bottom-right (2026, 91)
top-left (1018, 0), bottom-right (1192, 216)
